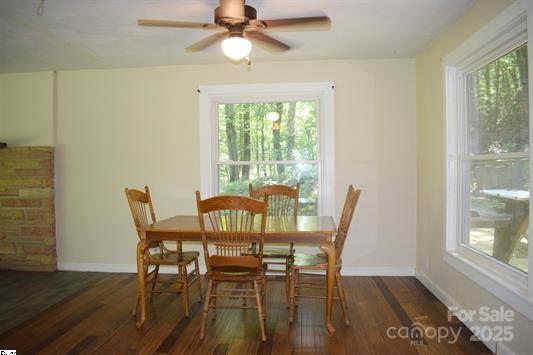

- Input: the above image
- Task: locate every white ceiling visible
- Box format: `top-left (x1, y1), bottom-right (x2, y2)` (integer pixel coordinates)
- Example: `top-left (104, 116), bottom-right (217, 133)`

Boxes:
top-left (0, 0), bottom-right (473, 73)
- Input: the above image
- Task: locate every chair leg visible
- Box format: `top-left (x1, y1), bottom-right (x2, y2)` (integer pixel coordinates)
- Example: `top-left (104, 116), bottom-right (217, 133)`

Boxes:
top-left (200, 279), bottom-right (213, 340)
top-left (285, 258), bottom-right (290, 304)
top-left (211, 282), bottom-right (217, 321)
top-left (262, 279), bottom-right (267, 321)
top-left (194, 258), bottom-right (202, 303)
top-left (181, 265), bottom-right (190, 318)
top-left (242, 282), bottom-right (247, 307)
top-left (289, 267), bottom-right (296, 324)
top-left (294, 269), bottom-right (299, 307)
top-left (150, 265), bottom-right (159, 299)
top-left (254, 280), bottom-right (267, 342)
top-left (336, 271), bottom-right (350, 326)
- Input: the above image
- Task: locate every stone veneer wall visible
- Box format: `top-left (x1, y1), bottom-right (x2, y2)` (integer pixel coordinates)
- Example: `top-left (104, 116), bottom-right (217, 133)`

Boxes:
top-left (0, 146), bottom-right (56, 271)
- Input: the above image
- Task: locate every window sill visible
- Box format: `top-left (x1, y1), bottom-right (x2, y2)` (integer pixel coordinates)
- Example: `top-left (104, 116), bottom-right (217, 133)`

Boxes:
top-left (444, 247), bottom-right (533, 321)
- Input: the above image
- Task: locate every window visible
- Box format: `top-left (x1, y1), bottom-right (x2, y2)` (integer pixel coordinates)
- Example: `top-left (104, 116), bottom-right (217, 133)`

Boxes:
top-left (199, 83), bottom-right (335, 216)
top-left (217, 101), bottom-right (319, 214)
top-left (464, 44), bottom-right (529, 273)
top-left (444, 1), bottom-right (533, 320)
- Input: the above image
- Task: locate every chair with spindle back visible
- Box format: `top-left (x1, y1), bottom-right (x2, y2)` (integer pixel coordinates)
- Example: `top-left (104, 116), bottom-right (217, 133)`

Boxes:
top-left (125, 186), bottom-right (202, 319)
top-left (288, 185), bottom-right (361, 326)
top-left (196, 191), bottom-right (268, 341)
top-left (248, 183), bottom-right (299, 298)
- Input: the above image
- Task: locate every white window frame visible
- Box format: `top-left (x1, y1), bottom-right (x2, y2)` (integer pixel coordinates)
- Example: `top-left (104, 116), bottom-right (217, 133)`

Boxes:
top-left (444, 0), bottom-right (533, 320)
top-left (198, 82), bottom-right (335, 216)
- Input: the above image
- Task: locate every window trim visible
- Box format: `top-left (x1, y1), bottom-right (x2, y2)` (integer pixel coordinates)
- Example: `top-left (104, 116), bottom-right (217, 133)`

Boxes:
top-left (198, 82), bottom-right (335, 216)
top-left (444, 0), bottom-right (533, 320)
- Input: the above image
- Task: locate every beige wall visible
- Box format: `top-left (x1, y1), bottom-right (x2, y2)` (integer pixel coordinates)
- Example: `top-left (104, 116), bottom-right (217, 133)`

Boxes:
top-left (0, 72), bottom-right (54, 146)
top-left (1, 58), bottom-right (417, 274)
top-left (416, 0), bottom-right (533, 353)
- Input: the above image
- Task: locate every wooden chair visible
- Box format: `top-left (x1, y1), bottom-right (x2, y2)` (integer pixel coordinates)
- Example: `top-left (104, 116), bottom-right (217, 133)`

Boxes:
top-left (288, 185), bottom-right (361, 326)
top-left (125, 186), bottom-right (202, 319)
top-left (196, 191), bottom-right (268, 341)
top-left (248, 183), bottom-right (299, 297)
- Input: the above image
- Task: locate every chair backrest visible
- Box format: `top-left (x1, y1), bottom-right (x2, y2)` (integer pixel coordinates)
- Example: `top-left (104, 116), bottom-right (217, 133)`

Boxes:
top-left (334, 185), bottom-right (361, 260)
top-left (248, 183), bottom-right (300, 217)
top-left (196, 191), bottom-right (268, 271)
top-left (125, 186), bottom-right (157, 239)
top-left (125, 186), bottom-right (182, 252)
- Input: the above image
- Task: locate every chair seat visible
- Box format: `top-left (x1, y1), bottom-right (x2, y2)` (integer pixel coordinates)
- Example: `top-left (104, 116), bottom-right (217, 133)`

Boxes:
top-left (263, 246), bottom-right (294, 258)
top-left (147, 251), bottom-right (199, 265)
top-left (291, 253), bottom-right (342, 270)
top-left (245, 246), bottom-right (293, 258)
top-left (206, 265), bottom-right (266, 281)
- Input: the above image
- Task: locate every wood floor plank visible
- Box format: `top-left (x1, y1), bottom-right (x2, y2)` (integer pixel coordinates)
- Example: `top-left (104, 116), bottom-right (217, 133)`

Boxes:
top-left (0, 271), bottom-right (492, 354)
top-left (95, 292), bottom-right (184, 354)
top-left (0, 271), bottom-right (108, 335)
top-left (40, 277), bottom-right (138, 354)
top-left (65, 335), bottom-right (99, 355)
top-left (354, 277), bottom-right (417, 354)
top-left (158, 301), bottom-right (202, 353)
top-left (27, 303), bottom-right (105, 354)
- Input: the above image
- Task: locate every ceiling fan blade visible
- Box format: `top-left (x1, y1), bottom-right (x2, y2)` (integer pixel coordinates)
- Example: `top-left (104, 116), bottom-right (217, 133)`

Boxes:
top-left (137, 19), bottom-right (220, 30)
top-left (245, 32), bottom-right (290, 53)
top-left (185, 32), bottom-right (228, 52)
top-left (258, 16), bottom-right (331, 32)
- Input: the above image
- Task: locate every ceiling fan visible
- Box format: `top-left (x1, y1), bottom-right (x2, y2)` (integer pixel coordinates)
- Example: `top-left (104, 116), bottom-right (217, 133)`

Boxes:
top-left (137, 0), bottom-right (331, 62)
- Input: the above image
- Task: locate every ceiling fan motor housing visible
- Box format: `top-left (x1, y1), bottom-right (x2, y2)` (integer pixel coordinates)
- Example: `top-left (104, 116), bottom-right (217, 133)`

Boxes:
top-left (215, 2), bottom-right (257, 26)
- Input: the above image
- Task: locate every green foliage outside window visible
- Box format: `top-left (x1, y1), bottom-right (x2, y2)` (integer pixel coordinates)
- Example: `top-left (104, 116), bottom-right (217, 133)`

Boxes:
top-left (217, 101), bottom-right (319, 215)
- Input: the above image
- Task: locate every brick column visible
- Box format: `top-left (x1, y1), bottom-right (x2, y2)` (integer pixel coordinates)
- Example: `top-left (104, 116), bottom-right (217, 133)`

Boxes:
top-left (0, 146), bottom-right (56, 271)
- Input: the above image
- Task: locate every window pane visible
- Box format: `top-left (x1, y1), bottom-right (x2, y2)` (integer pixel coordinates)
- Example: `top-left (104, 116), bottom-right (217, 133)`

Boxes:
top-left (218, 163), bottom-right (318, 215)
top-left (467, 158), bottom-right (529, 273)
top-left (467, 44), bottom-right (529, 154)
top-left (218, 101), bottom-right (318, 162)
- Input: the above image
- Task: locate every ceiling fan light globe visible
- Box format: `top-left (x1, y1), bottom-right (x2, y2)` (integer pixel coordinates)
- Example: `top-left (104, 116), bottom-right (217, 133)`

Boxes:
top-left (221, 37), bottom-right (252, 61)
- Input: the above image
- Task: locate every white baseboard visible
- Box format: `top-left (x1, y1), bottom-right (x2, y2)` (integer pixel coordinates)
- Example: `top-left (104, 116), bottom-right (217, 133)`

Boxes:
top-left (341, 266), bottom-right (415, 276)
top-left (58, 262), bottom-right (207, 274)
top-left (59, 262), bottom-right (414, 277)
top-left (415, 270), bottom-right (458, 308)
top-left (415, 270), bottom-right (519, 353)
top-left (58, 262), bottom-right (135, 273)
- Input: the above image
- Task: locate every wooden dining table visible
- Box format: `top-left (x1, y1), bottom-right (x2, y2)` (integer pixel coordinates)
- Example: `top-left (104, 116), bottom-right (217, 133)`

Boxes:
top-left (136, 215), bottom-right (338, 335)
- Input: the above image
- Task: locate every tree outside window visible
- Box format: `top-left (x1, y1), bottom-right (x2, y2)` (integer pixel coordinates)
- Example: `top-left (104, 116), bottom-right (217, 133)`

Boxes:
top-left (217, 101), bottom-right (319, 215)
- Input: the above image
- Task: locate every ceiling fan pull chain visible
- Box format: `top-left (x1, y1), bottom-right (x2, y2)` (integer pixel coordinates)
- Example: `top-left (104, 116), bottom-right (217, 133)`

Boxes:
top-left (246, 57), bottom-right (252, 71)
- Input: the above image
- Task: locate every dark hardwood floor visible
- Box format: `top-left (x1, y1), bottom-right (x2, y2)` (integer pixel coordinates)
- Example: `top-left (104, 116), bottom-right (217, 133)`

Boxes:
top-left (0, 271), bottom-right (491, 354)
top-left (0, 270), bottom-right (108, 335)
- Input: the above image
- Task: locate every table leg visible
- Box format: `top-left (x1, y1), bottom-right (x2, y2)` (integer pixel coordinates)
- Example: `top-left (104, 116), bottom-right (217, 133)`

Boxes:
top-left (136, 239), bottom-right (149, 329)
top-left (321, 242), bottom-right (336, 336)
top-left (493, 213), bottom-right (529, 263)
